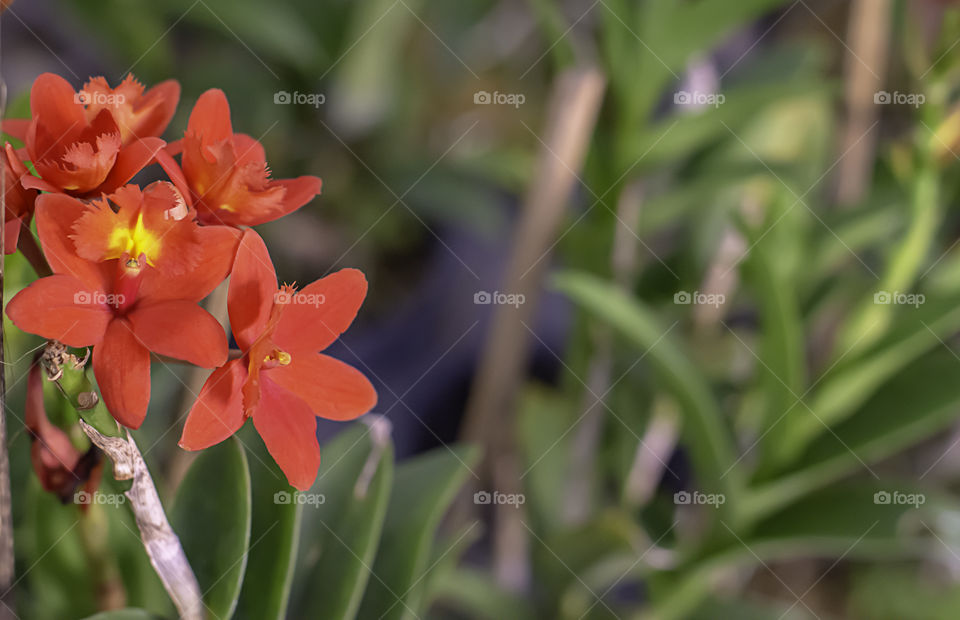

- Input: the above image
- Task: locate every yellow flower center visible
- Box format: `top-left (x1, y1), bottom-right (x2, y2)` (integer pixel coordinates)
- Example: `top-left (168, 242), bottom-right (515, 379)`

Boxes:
top-left (106, 213), bottom-right (161, 267)
top-left (264, 350), bottom-right (291, 366)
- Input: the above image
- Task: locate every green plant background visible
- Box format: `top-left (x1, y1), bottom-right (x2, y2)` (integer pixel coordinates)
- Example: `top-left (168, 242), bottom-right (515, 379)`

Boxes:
top-left (5, 0), bottom-right (960, 618)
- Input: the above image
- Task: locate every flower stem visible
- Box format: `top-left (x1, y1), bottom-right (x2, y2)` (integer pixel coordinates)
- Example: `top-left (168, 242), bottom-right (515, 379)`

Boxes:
top-left (79, 420), bottom-right (203, 620)
top-left (17, 231), bottom-right (52, 278)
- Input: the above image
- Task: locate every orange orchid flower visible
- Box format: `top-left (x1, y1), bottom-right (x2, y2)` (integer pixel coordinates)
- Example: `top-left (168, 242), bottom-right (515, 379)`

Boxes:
top-left (163, 89), bottom-right (321, 227)
top-left (2, 143), bottom-right (38, 253)
top-left (179, 230), bottom-right (376, 490)
top-left (3, 73), bottom-right (178, 197)
top-left (6, 182), bottom-right (240, 428)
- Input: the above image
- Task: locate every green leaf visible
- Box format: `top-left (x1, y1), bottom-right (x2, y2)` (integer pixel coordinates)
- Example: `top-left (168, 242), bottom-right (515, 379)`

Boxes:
top-left (171, 438), bottom-right (251, 620)
top-left (777, 291), bottom-right (960, 466)
top-left (739, 200), bottom-right (806, 472)
top-left (234, 426), bottom-right (302, 620)
top-left (290, 423), bottom-right (394, 620)
top-left (627, 80), bottom-right (826, 173)
top-left (430, 568), bottom-right (536, 620)
top-left (654, 480), bottom-right (932, 620)
top-left (838, 164), bottom-right (941, 354)
top-left (358, 443), bottom-right (480, 620)
top-left (747, 480), bottom-right (930, 557)
top-left (553, 271), bottom-right (742, 511)
top-left (747, 349), bottom-right (960, 519)
top-left (418, 520), bottom-right (484, 611)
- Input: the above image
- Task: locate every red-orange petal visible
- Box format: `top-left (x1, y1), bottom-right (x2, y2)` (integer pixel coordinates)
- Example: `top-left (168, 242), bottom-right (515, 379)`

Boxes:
top-left (186, 89), bottom-right (233, 145)
top-left (252, 377), bottom-right (320, 491)
top-left (93, 319), bottom-right (151, 429)
top-left (135, 79), bottom-right (181, 140)
top-left (266, 353), bottom-right (377, 421)
top-left (6, 275), bottom-right (112, 347)
top-left (228, 229), bottom-right (277, 351)
top-left (19, 175), bottom-right (61, 193)
top-left (154, 148), bottom-right (192, 207)
top-left (96, 136), bottom-right (166, 194)
top-left (138, 225), bottom-right (241, 304)
top-left (35, 193), bottom-right (112, 292)
top-left (4, 217), bottom-right (21, 255)
top-left (273, 268), bottom-right (367, 354)
top-left (276, 175), bottom-right (322, 211)
top-left (237, 175), bottom-right (321, 227)
top-left (179, 359), bottom-right (247, 451)
top-left (30, 73), bottom-right (85, 138)
top-left (128, 300), bottom-right (228, 368)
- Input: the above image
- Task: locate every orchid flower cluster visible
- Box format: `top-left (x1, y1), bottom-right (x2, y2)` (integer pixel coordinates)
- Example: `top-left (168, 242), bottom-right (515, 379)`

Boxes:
top-left (2, 73), bottom-right (378, 491)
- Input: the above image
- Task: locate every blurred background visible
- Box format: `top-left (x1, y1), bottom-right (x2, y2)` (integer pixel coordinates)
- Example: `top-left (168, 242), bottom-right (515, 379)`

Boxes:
top-left (7, 0), bottom-right (960, 618)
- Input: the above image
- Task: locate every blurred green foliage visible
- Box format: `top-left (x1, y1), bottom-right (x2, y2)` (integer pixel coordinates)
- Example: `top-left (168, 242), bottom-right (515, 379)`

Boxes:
top-left (9, 0), bottom-right (960, 618)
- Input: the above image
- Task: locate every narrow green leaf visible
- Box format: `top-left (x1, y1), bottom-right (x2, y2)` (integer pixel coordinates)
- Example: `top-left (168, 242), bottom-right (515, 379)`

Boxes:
top-left (553, 271), bottom-right (741, 509)
top-left (778, 291), bottom-right (960, 465)
top-left (739, 200), bottom-right (806, 472)
top-left (747, 349), bottom-right (960, 520)
top-left (430, 568), bottom-right (536, 620)
top-left (171, 438), bottom-right (251, 620)
top-left (234, 426), bottom-right (302, 620)
top-left (839, 164), bottom-right (941, 354)
top-left (290, 423), bottom-right (394, 620)
top-left (358, 444), bottom-right (480, 620)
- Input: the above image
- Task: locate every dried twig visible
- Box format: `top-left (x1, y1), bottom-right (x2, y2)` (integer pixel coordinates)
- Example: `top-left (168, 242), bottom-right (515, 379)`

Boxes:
top-left (460, 66), bottom-right (606, 589)
top-left (833, 0), bottom-right (891, 206)
top-left (79, 421), bottom-right (203, 620)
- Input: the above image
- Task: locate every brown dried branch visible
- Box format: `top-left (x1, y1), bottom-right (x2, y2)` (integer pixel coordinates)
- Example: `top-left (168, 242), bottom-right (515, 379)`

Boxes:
top-left (460, 66), bottom-right (606, 590)
top-left (79, 421), bottom-right (203, 620)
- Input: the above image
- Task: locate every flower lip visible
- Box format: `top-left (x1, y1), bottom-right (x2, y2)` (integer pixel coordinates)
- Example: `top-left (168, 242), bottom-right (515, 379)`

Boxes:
top-left (262, 349), bottom-right (291, 369)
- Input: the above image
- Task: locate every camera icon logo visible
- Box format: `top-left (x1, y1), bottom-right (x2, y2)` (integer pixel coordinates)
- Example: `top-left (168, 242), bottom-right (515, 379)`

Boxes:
top-left (873, 491), bottom-right (891, 505)
top-left (74, 291), bottom-right (92, 304)
top-left (474, 491), bottom-right (492, 505)
top-left (674, 491), bottom-right (691, 505)
top-left (674, 291), bottom-right (691, 304)
top-left (74, 491), bottom-right (92, 505)
top-left (873, 291), bottom-right (892, 305)
top-left (274, 290), bottom-right (293, 305)
top-left (674, 90), bottom-right (692, 105)
top-left (474, 291), bottom-right (492, 305)
top-left (274, 491), bottom-right (292, 504)
top-left (874, 90), bottom-right (891, 104)
top-left (474, 91), bottom-right (491, 105)
top-left (274, 91), bottom-right (292, 105)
